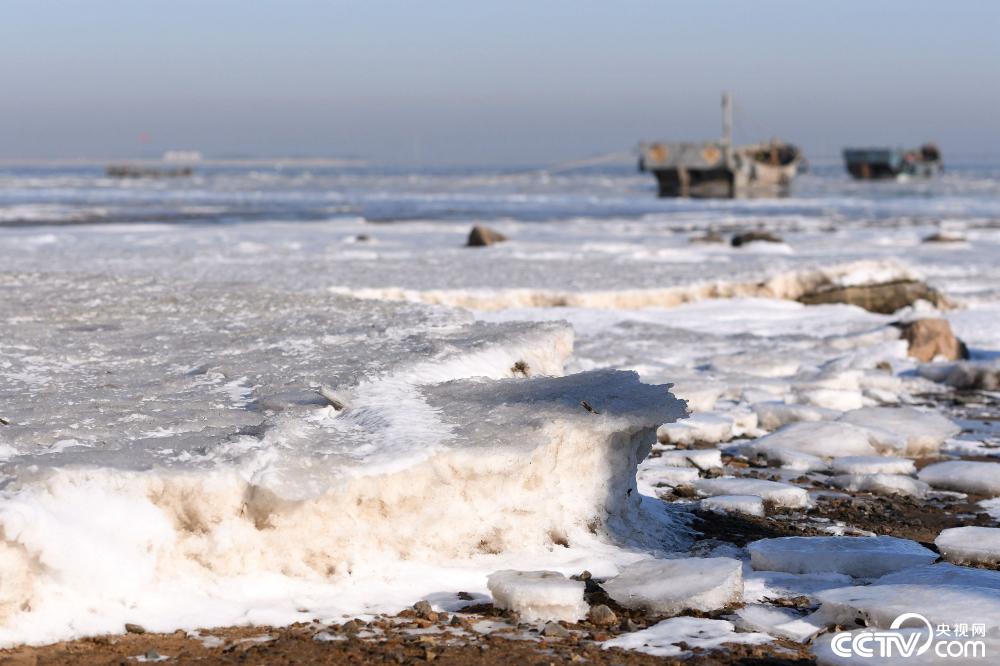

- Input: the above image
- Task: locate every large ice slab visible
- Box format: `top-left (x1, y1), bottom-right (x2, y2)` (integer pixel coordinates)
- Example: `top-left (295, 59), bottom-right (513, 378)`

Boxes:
top-left (839, 406), bottom-right (960, 456)
top-left (602, 557), bottom-right (743, 615)
top-left (918, 461), bottom-right (1000, 496)
top-left (694, 477), bottom-right (810, 508)
top-left (700, 495), bottom-right (765, 517)
top-left (874, 563), bottom-right (1000, 590)
top-left (748, 536), bottom-right (937, 577)
top-left (745, 421), bottom-right (878, 459)
top-left (829, 473), bottom-right (929, 498)
top-left (602, 616), bottom-right (770, 658)
top-left (935, 527), bottom-right (1000, 566)
top-left (0, 273), bottom-right (689, 647)
top-left (830, 456), bottom-right (916, 476)
top-left (486, 570), bottom-right (587, 623)
top-left (814, 584), bottom-right (1000, 632)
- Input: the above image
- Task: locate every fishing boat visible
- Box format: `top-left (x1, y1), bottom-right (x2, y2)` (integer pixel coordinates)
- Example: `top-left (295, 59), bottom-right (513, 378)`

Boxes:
top-left (843, 144), bottom-right (942, 180)
top-left (638, 94), bottom-right (802, 198)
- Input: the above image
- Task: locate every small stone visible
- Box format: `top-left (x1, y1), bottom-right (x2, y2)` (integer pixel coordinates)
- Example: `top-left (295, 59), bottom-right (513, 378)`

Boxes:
top-left (542, 622), bottom-right (570, 638)
top-left (587, 604), bottom-right (618, 627)
top-left (621, 618), bottom-right (640, 632)
top-left (341, 619), bottom-right (361, 634)
top-left (124, 623), bottom-right (146, 635)
top-left (466, 225), bottom-right (507, 247)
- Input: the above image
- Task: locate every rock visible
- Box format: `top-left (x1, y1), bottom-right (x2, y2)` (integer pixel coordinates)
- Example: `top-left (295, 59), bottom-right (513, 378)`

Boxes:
top-left (731, 231), bottom-right (783, 247)
top-left (542, 621), bottom-right (570, 638)
top-left (466, 225), bottom-right (507, 247)
top-left (796, 280), bottom-right (950, 314)
top-left (922, 231), bottom-right (966, 243)
top-left (895, 318), bottom-right (968, 362)
top-left (413, 599), bottom-right (435, 620)
top-left (124, 623), bottom-right (146, 634)
top-left (588, 604), bottom-right (618, 627)
top-left (689, 230), bottom-right (725, 244)
top-left (341, 619), bottom-right (361, 634)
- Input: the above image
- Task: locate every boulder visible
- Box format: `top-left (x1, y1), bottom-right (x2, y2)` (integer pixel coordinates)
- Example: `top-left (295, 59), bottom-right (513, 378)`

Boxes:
top-left (731, 231), bottom-right (783, 247)
top-left (922, 231), bottom-right (966, 243)
top-left (796, 280), bottom-right (949, 314)
top-left (466, 225), bottom-right (507, 247)
top-left (895, 318), bottom-right (968, 362)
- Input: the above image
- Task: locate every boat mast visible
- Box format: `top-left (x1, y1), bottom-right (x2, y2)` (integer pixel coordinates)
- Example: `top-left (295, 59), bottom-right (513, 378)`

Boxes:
top-left (722, 92), bottom-right (733, 147)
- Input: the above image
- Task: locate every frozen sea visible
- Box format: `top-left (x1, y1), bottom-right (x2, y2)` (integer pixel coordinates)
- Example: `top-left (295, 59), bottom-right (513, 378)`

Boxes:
top-left (1, 162), bottom-right (999, 650)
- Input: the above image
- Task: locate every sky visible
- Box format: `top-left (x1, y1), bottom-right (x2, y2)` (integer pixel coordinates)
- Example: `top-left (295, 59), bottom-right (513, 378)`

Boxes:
top-left (2, 1), bottom-right (998, 165)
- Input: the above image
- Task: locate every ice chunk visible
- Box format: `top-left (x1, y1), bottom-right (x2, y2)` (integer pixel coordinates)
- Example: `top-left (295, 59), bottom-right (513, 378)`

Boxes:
top-left (918, 461), bottom-right (1000, 496)
top-left (693, 477), bottom-right (810, 509)
top-left (743, 570), bottom-right (854, 603)
top-left (602, 557), bottom-right (743, 615)
top-left (602, 616), bottom-right (771, 658)
top-left (935, 527), bottom-right (1000, 566)
top-left (874, 563), bottom-right (1000, 590)
top-left (652, 449), bottom-right (723, 469)
top-left (636, 458), bottom-right (700, 496)
top-left (746, 421), bottom-right (877, 459)
top-left (839, 406), bottom-right (960, 456)
top-left (814, 584), bottom-right (1000, 632)
top-left (796, 388), bottom-right (865, 411)
top-left (748, 536), bottom-right (937, 577)
top-left (486, 570), bottom-right (587, 623)
top-left (670, 382), bottom-right (724, 413)
top-left (830, 456), bottom-right (916, 476)
top-left (734, 604), bottom-right (823, 642)
top-left (759, 447), bottom-right (828, 472)
top-left (657, 412), bottom-right (732, 446)
top-left (700, 495), bottom-right (765, 517)
top-left (752, 402), bottom-right (840, 431)
top-left (829, 474), bottom-right (929, 498)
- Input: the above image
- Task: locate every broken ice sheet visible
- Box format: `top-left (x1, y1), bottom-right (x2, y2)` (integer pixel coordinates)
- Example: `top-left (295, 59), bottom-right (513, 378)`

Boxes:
top-left (603, 616), bottom-right (771, 658)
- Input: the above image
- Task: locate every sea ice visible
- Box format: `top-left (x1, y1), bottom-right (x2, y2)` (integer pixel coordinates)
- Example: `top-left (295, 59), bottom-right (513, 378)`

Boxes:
top-left (752, 402), bottom-right (840, 431)
top-left (828, 474), bottom-right (929, 498)
top-left (657, 412), bottom-right (732, 446)
top-left (700, 495), bottom-right (765, 517)
top-left (693, 477), bottom-right (810, 509)
top-left (918, 461), bottom-right (1000, 496)
top-left (814, 584), bottom-right (1000, 632)
top-left (486, 570), bottom-right (587, 623)
top-left (742, 570), bottom-right (854, 603)
top-left (602, 557), bottom-right (743, 615)
top-left (745, 421), bottom-right (877, 459)
top-left (748, 536), bottom-right (937, 577)
top-left (733, 604), bottom-right (823, 642)
top-left (602, 616), bottom-right (770, 657)
top-left (874, 563), bottom-right (1000, 590)
top-left (935, 527), bottom-right (1000, 566)
top-left (830, 456), bottom-right (916, 476)
top-left (651, 448), bottom-right (723, 469)
top-left (839, 406), bottom-right (960, 456)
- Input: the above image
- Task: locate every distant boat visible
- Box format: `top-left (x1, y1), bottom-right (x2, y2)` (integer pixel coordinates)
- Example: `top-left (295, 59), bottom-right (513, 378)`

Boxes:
top-left (638, 94), bottom-right (802, 198)
top-left (843, 144), bottom-right (942, 180)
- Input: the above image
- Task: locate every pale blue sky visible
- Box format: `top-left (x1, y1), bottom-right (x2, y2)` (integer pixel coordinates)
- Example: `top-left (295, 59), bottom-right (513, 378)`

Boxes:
top-left (2, 1), bottom-right (998, 164)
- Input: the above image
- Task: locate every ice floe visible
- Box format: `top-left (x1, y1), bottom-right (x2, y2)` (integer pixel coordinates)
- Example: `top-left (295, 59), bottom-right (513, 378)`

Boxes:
top-left (745, 421), bottom-right (878, 460)
top-left (874, 563), bottom-right (1000, 589)
top-left (749, 536), bottom-right (937, 577)
top-left (830, 456), bottom-right (916, 476)
top-left (602, 557), bottom-right (743, 615)
top-left (828, 474), bottom-right (930, 498)
top-left (486, 570), bottom-right (587, 623)
top-left (602, 616), bottom-right (770, 658)
top-left (700, 495), bottom-right (765, 517)
top-left (935, 527), bottom-right (1000, 566)
top-left (840, 406), bottom-right (960, 456)
top-left (918, 461), bottom-right (1000, 496)
top-left (693, 477), bottom-right (810, 508)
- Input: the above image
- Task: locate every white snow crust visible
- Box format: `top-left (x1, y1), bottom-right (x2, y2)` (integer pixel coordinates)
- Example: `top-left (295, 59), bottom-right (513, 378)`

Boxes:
top-left (918, 461), bottom-right (1000, 496)
top-left (603, 616), bottom-right (771, 657)
top-left (935, 527), bottom-right (1000, 566)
